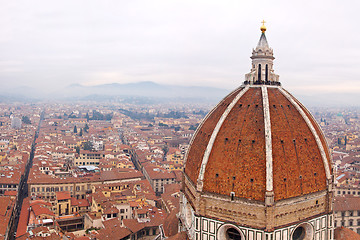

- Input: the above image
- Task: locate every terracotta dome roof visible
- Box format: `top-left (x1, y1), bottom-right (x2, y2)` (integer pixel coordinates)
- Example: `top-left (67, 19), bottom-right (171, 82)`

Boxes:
top-left (184, 85), bottom-right (332, 202)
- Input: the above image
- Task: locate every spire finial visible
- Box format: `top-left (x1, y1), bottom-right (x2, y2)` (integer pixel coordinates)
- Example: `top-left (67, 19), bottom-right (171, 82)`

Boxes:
top-left (260, 20), bottom-right (266, 33)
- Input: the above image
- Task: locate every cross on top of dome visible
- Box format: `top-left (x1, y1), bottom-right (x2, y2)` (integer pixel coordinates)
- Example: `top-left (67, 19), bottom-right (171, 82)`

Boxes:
top-left (260, 20), bottom-right (266, 33)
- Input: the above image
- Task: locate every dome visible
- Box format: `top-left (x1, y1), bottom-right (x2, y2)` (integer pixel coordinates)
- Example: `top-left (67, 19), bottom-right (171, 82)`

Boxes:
top-left (184, 85), bottom-right (332, 202)
top-left (180, 25), bottom-right (334, 237)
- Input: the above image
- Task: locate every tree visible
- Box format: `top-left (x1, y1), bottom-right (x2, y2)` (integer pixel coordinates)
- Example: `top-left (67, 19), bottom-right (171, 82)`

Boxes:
top-left (189, 123), bottom-right (199, 131)
top-left (162, 144), bottom-right (169, 160)
top-left (84, 124), bottom-right (89, 133)
top-left (159, 122), bottom-right (168, 127)
top-left (83, 141), bottom-right (93, 151)
top-left (75, 146), bottom-right (80, 154)
top-left (74, 125), bottom-right (78, 133)
top-left (22, 116), bottom-right (31, 124)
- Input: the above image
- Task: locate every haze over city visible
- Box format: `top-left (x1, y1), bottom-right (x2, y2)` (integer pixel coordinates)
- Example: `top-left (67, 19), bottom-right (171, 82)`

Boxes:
top-left (1, 0), bottom-right (360, 101)
top-left (1, 1), bottom-right (360, 240)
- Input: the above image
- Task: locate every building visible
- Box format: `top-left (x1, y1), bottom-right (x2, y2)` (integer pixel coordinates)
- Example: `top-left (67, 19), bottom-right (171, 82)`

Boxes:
top-left (334, 196), bottom-right (360, 234)
top-left (179, 23), bottom-right (335, 239)
top-left (142, 163), bottom-right (176, 195)
top-left (74, 150), bottom-right (105, 166)
top-left (10, 116), bottom-right (22, 129)
top-left (0, 196), bottom-right (16, 240)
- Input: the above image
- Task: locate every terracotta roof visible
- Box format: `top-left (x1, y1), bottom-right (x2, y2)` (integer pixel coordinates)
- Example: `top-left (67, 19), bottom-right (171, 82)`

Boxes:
top-left (163, 211), bottom-right (179, 237)
top-left (334, 227), bottom-right (360, 240)
top-left (75, 237), bottom-right (91, 240)
top-left (184, 86), bottom-right (331, 202)
top-left (334, 196), bottom-right (360, 211)
top-left (56, 191), bottom-right (71, 200)
top-left (122, 219), bottom-right (145, 233)
top-left (31, 204), bottom-right (54, 217)
top-left (97, 218), bottom-right (132, 239)
top-left (167, 232), bottom-right (188, 240)
top-left (185, 87), bottom-right (243, 185)
top-left (4, 190), bottom-right (17, 196)
top-left (16, 197), bottom-right (30, 237)
top-left (0, 196), bottom-right (15, 238)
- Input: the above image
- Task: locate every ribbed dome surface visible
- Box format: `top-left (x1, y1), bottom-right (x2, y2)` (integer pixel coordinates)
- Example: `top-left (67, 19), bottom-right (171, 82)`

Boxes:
top-left (184, 85), bottom-right (332, 202)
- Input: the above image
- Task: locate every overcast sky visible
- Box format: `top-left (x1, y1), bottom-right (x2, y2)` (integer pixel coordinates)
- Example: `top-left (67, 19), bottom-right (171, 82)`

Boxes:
top-left (1, 0), bottom-right (360, 95)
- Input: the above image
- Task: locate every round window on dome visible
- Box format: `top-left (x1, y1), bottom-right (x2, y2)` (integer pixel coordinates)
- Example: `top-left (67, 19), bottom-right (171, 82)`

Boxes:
top-left (293, 226), bottom-right (305, 240)
top-left (217, 224), bottom-right (244, 240)
top-left (226, 227), bottom-right (242, 240)
top-left (291, 223), bottom-right (313, 240)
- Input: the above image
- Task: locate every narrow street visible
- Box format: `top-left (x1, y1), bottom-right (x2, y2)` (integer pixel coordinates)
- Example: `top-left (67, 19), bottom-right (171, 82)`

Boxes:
top-left (9, 110), bottom-right (44, 240)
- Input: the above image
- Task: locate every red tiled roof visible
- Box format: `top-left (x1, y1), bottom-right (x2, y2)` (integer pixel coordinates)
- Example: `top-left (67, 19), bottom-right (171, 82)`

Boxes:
top-left (185, 86), bottom-right (331, 202)
top-left (56, 191), bottom-right (71, 200)
top-left (334, 196), bottom-right (360, 211)
top-left (163, 211), bottom-right (179, 237)
top-left (31, 204), bottom-right (54, 217)
top-left (334, 227), bottom-right (360, 240)
top-left (167, 232), bottom-right (188, 240)
top-left (4, 190), bottom-right (17, 196)
top-left (185, 87), bottom-right (243, 185)
top-left (16, 197), bottom-right (31, 237)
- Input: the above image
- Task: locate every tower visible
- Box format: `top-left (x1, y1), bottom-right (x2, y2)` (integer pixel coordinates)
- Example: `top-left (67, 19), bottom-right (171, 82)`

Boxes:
top-left (179, 23), bottom-right (334, 240)
top-left (245, 21), bottom-right (279, 85)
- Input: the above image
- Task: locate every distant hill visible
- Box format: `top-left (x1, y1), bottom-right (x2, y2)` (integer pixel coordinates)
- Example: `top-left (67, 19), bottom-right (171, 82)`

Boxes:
top-left (0, 81), bottom-right (229, 103)
top-left (58, 81), bottom-right (229, 101)
top-left (0, 82), bottom-right (360, 107)
top-left (295, 92), bottom-right (360, 108)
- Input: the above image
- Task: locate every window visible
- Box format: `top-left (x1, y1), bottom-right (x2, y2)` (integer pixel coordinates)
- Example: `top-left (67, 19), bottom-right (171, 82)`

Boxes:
top-left (226, 228), bottom-right (242, 240)
top-left (258, 64), bottom-right (261, 81)
top-left (230, 192), bottom-right (235, 201)
top-left (341, 212), bottom-right (345, 217)
top-left (350, 211), bottom-right (354, 216)
top-left (265, 64), bottom-right (268, 81)
top-left (350, 220), bottom-right (353, 226)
